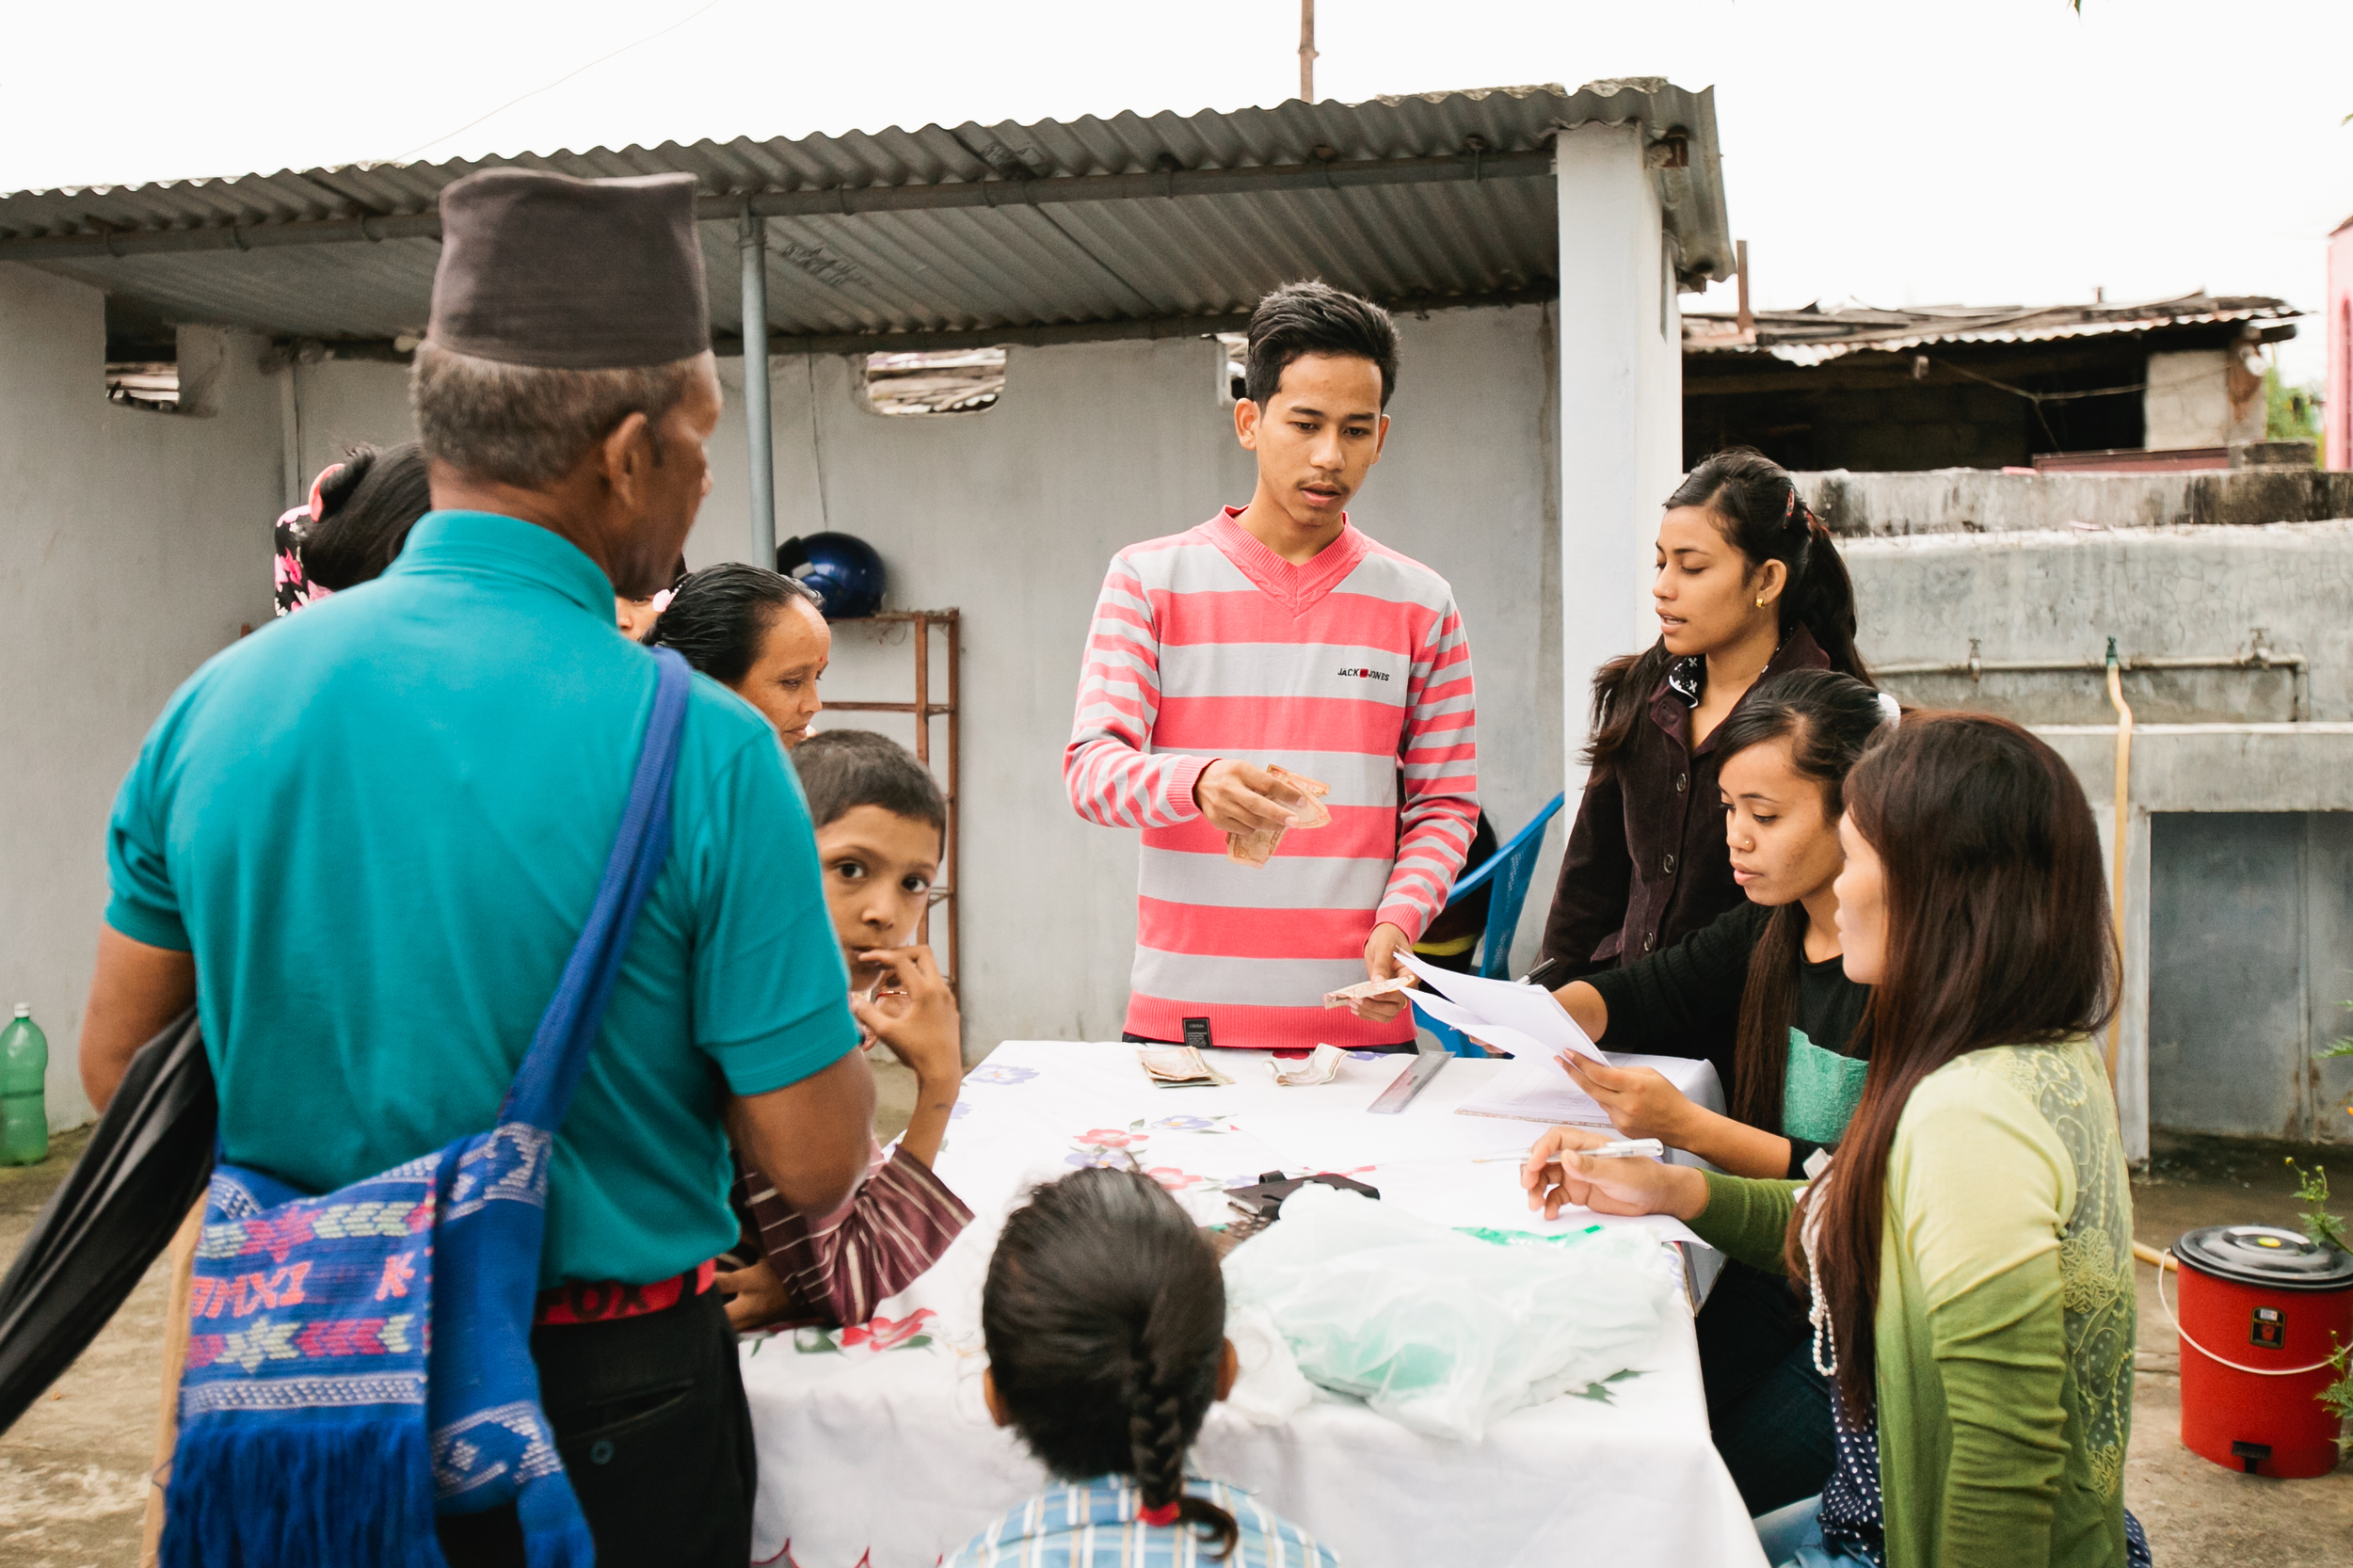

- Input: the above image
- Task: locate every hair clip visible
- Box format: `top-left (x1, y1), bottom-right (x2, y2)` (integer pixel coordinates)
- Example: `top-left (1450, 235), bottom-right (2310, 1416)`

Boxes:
top-left (305, 462), bottom-right (347, 525)
top-left (1139, 1502), bottom-right (1181, 1527)
top-left (1876, 692), bottom-right (1901, 728)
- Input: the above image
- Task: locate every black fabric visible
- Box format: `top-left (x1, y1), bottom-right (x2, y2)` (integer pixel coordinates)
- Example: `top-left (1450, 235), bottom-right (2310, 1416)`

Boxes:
top-left (429, 168), bottom-right (710, 370)
top-left (1703, 1325), bottom-right (1835, 1516)
top-left (436, 1287), bottom-right (754, 1568)
top-left (1539, 628), bottom-right (1833, 998)
top-left (0, 1009), bottom-right (214, 1434)
top-left (1582, 900), bottom-right (1872, 1176)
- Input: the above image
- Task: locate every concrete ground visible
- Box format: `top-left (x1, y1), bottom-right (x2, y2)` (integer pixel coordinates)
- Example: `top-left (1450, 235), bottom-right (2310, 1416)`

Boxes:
top-left (1, 1104), bottom-right (2345, 1565)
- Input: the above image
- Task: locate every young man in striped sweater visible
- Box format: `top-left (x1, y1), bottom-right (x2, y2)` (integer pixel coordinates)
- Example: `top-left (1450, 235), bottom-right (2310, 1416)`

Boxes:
top-left (1064, 282), bottom-right (1480, 1051)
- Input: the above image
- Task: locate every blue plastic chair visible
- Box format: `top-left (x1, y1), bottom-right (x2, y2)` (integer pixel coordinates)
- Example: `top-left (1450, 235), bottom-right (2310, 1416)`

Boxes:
top-left (1413, 792), bottom-right (1567, 1056)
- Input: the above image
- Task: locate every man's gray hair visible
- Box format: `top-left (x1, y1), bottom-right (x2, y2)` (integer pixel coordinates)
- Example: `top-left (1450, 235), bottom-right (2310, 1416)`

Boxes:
top-left (409, 342), bottom-right (704, 488)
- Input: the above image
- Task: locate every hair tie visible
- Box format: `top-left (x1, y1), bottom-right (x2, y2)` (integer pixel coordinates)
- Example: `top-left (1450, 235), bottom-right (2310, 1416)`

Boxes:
top-left (306, 462), bottom-right (347, 525)
top-left (1876, 692), bottom-right (1901, 728)
top-left (1139, 1502), bottom-right (1181, 1528)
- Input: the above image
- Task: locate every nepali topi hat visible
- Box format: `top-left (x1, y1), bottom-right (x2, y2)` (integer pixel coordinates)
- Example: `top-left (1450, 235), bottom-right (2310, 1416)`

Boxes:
top-left (427, 168), bottom-right (709, 370)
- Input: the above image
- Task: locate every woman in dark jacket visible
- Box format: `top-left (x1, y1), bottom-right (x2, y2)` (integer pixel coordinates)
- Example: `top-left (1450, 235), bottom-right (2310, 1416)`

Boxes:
top-left (1537, 449), bottom-right (1872, 984)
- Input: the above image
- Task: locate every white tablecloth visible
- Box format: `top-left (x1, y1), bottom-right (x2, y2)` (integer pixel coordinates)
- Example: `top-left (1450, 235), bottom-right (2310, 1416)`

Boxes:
top-left (740, 1042), bottom-right (1768, 1568)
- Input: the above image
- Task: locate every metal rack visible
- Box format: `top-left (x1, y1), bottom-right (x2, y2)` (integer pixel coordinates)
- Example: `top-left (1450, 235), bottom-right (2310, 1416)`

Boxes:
top-left (821, 610), bottom-right (961, 984)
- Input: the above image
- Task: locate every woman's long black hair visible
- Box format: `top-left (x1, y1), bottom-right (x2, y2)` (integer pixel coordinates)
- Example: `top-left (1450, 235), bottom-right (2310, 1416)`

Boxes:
top-left (641, 562), bottom-right (816, 683)
top-left (1585, 448), bottom-right (1872, 773)
top-left (982, 1167), bottom-right (1239, 1559)
top-left (1710, 670), bottom-right (1893, 1131)
top-left (300, 442), bottom-right (433, 591)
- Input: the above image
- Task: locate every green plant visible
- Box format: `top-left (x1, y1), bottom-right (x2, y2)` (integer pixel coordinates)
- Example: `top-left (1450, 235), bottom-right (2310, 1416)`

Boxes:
top-left (2285, 1158), bottom-right (2349, 1252)
top-left (2320, 1336), bottom-right (2351, 1430)
top-left (2265, 367), bottom-right (2324, 453)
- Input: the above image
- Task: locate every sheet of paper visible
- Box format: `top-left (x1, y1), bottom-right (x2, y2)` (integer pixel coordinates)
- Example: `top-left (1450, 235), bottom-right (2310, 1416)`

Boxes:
top-left (1453, 1052), bottom-right (1726, 1127)
top-left (1396, 951), bottom-right (1608, 1064)
top-left (1401, 987), bottom-right (1550, 1059)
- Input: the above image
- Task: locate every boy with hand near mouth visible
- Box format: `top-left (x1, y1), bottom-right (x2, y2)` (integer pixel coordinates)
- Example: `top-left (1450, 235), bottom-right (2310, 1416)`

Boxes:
top-left (718, 730), bottom-right (972, 1330)
top-left (1065, 281), bottom-right (1480, 1051)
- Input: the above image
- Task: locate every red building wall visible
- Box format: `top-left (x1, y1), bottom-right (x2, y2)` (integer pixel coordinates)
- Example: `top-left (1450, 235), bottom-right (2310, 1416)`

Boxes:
top-left (2329, 219), bottom-right (2353, 470)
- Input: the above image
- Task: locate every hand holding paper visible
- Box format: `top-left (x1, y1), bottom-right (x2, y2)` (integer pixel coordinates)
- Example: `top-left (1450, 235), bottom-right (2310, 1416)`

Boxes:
top-left (1557, 1054), bottom-right (1705, 1146)
top-left (1394, 951), bottom-right (1609, 1064)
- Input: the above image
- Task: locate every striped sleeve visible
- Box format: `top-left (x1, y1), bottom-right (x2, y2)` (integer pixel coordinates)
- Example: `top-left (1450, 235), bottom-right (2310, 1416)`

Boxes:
top-left (739, 1147), bottom-right (971, 1328)
top-left (1064, 554), bottom-right (1211, 828)
top-left (1377, 595), bottom-right (1479, 940)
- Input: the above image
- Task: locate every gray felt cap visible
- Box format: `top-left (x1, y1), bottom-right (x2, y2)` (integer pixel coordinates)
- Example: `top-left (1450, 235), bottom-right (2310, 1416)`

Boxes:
top-left (426, 168), bottom-right (709, 369)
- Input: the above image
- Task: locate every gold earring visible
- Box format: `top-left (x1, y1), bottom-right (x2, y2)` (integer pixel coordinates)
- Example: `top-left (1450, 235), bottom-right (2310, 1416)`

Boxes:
top-left (1753, 596), bottom-right (1767, 608)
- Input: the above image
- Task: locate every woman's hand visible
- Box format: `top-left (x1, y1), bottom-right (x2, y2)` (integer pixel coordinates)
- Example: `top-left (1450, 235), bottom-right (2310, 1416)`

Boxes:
top-left (1522, 1127), bottom-right (1709, 1222)
top-left (716, 1255), bottom-right (794, 1331)
top-left (1560, 1055), bottom-right (1697, 1144)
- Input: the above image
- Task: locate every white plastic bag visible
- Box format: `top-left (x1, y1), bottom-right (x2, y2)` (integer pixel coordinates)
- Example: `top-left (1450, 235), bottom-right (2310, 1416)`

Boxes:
top-left (1222, 1184), bottom-right (1676, 1440)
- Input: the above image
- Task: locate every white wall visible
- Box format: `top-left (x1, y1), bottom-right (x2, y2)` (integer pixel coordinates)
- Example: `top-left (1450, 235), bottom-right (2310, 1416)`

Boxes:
top-left (680, 306), bottom-right (1565, 1050)
top-left (0, 264), bottom-right (280, 1128)
top-left (1554, 123), bottom-right (1682, 783)
top-left (290, 357), bottom-right (417, 499)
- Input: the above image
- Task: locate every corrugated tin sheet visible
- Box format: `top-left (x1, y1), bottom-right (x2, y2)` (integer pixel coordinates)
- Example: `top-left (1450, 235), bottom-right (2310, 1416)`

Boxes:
top-left (0, 82), bottom-right (1728, 344)
top-left (1686, 294), bottom-right (2298, 366)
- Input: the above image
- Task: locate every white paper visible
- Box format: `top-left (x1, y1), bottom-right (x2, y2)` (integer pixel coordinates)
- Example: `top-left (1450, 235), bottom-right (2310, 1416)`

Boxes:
top-left (1396, 952), bottom-right (1608, 1064)
top-left (1454, 1052), bottom-right (1726, 1128)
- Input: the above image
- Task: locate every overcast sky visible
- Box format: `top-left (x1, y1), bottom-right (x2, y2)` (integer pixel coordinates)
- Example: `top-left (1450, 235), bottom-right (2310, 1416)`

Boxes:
top-left (6, 0), bottom-right (2347, 379)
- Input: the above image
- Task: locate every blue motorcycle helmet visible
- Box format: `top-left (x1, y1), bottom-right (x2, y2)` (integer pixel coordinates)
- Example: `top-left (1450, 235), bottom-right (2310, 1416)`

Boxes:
top-left (776, 532), bottom-right (886, 620)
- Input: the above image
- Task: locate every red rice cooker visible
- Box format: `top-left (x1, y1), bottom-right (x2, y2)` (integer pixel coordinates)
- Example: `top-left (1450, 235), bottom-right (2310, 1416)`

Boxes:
top-left (2169, 1224), bottom-right (2353, 1480)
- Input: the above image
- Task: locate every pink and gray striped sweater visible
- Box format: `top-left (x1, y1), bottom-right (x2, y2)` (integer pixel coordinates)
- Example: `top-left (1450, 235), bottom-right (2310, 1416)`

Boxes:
top-left (1065, 509), bottom-right (1479, 1048)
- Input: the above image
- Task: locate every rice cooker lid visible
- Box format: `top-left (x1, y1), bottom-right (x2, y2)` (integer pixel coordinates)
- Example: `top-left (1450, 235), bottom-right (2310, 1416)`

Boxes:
top-left (2175, 1224), bottom-right (2353, 1290)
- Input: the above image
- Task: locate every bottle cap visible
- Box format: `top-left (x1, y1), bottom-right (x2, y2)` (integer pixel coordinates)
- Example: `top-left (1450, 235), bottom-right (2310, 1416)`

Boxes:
top-left (9, 1005), bottom-right (25, 1018)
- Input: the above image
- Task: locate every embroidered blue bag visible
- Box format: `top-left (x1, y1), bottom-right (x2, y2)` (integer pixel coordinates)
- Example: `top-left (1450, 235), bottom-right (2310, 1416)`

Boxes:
top-left (162, 648), bottom-right (693, 1568)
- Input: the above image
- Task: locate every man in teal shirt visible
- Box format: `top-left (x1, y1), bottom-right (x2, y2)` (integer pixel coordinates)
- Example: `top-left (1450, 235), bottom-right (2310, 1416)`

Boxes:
top-left (81, 168), bottom-right (872, 1566)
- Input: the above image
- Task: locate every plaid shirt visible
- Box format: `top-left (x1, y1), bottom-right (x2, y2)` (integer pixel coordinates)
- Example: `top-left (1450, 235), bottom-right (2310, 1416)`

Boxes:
top-left (944, 1475), bottom-right (1339, 1568)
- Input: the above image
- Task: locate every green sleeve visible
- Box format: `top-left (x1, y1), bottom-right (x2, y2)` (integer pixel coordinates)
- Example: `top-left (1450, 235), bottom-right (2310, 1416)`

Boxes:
top-left (1687, 1172), bottom-right (1801, 1273)
top-left (1894, 1076), bottom-right (2073, 1568)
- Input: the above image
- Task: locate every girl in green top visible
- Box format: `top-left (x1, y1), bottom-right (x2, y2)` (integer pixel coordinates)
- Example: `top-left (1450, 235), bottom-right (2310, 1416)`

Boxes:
top-left (1525, 712), bottom-right (2146, 1568)
top-left (1547, 669), bottom-right (1892, 1515)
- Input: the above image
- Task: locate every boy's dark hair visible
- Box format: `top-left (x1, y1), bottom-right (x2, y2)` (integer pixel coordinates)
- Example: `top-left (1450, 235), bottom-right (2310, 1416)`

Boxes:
top-left (300, 442), bottom-right (434, 591)
top-left (982, 1167), bottom-right (1239, 1560)
top-left (1585, 447), bottom-right (1873, 774)
top-left (791, 729), bottom-right (946, 836)
top-left (643, 562), bottom-right (817, 684)
top-left (1242, 280), bottom-right (1401, 409)
top-left (1711, 669), bottom-right (1894, 1132)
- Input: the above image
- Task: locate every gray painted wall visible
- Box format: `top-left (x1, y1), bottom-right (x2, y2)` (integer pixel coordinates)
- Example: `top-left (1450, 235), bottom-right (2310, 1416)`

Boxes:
top-left (0, 264), bottom-right (280, 1128)
top-left (263, 306), bottom-right (1568, 1058)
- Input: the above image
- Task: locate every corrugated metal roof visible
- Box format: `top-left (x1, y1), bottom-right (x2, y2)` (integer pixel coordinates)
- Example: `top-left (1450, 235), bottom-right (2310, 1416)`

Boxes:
top-left (0, 82), bottom-right (1728, 346)
top-left (1684, 293), bottom-right (2298, 366)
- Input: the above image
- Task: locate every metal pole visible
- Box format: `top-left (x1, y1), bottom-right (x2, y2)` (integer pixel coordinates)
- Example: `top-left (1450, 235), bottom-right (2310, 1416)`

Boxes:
top-left (1299, 0), bottom-right (1317, 102)
top-left (739, 206), bottom-right (776, 568)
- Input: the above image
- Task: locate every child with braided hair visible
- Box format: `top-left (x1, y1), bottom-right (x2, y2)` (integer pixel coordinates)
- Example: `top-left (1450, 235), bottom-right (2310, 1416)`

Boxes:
top-left (951, 1167), bottom-right (1340, 1568)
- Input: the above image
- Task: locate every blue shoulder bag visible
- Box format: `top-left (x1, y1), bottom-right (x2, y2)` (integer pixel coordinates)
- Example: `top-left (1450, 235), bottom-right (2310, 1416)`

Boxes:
top-left (162, 648), bottom-right (694, 1568)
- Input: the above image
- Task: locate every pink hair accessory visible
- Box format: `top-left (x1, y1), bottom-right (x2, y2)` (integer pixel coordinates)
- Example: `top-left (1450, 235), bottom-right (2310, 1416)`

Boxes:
top-left (306, 462), bottom-right (347, 524)
top-left (649, 588), bottom-right (677, 614)
top-left (1138, 1502), bottom-right (1181, 1528)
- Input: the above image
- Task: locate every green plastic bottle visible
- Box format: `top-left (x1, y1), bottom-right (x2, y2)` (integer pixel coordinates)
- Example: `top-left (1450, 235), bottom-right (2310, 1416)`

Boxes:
top-left (1, 1004), bottom-right (48, 1166)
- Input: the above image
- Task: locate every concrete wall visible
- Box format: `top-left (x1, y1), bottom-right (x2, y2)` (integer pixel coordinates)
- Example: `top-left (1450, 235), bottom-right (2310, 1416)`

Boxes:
top-left (2145, 348), bottom-right (2263, 451)
top-left (1801, 466), bottom-right (2353, 537)
top-left (1847, 520), bottom-right (2353, 725)
top-left (1844, 522), bottom-right (2353, 1152)
top-left (1554, 121), bottom-right (1681, 778)
top-left (0, 264), bottom-right (280, 1128)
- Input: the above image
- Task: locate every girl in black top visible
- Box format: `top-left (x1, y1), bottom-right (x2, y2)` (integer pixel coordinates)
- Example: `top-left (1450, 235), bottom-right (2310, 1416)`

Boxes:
top-left (1545, 669), bottom-right (1893, 1514)
top-left (1537, 450), bottom-right (1871, 990)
